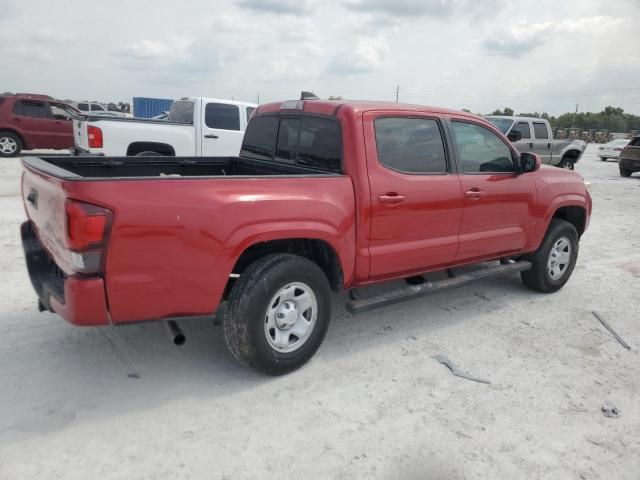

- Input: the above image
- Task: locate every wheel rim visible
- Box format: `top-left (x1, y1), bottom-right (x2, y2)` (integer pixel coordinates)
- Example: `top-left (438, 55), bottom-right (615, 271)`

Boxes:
top-left (547, 237), bottom-right (572, 280)
top-left (264, 282), bottom-right (318, 353)
top-left (0, 137), bottom-right (18, 154)
top-left (561, 161), bottom-right (573, 170)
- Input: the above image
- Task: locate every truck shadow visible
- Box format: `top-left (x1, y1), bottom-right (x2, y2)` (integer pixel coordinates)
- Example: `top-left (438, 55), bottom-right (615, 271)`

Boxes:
top-left (0, 274), bottom-right (532, 444)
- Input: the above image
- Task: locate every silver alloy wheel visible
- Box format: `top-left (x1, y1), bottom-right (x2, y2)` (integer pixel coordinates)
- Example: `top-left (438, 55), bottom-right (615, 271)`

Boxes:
top-left (547, 237), bottom-right (572, 280)
top-left (0, 136), bottom-right (18, 155)
top-left (264, 282), bottom-right (318, 353)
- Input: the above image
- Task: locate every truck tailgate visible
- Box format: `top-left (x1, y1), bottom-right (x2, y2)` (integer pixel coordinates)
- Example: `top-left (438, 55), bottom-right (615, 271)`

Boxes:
top-left (74, 119), bottom-right (89, 151)
top-left (21, 164), bottom-right (73, 274)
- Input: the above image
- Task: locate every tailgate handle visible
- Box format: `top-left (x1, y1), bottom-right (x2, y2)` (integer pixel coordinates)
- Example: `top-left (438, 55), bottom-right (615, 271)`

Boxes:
top-left (27, 189), bottom-right (38, 207)
top-left (204, 134), bottom-right (219, 139)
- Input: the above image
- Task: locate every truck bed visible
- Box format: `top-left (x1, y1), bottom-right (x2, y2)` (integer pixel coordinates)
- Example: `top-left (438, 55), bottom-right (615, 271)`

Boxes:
top-left (22, 155), bottom-right (342, 180)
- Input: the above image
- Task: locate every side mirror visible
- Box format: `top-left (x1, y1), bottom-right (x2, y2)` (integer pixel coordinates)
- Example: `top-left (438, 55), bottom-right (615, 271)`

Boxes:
top-left (520, 152), bottom-right (541, 173)
top-left (507, 129), bottom-right (522, 142)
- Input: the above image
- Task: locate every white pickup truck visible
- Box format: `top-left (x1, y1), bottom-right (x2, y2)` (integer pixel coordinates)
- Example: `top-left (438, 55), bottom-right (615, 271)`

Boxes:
top-left (73, 97), bottom-right (257, 157)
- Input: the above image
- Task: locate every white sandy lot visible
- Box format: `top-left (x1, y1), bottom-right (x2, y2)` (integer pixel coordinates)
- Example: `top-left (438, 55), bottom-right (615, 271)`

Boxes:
top-left (0, 145), bottom-right (639, 479)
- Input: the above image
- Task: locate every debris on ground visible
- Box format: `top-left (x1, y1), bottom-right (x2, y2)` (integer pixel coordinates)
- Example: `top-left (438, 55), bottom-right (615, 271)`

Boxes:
top-left (592, 311), bottom-right (631, 350)
top-left (433, 355), bottom-right (491, 384)
top-left (601, 401), bottom-right (621, 418)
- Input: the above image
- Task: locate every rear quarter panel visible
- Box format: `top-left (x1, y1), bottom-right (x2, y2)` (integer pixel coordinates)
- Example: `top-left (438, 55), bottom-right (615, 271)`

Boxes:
top-left (63, 176), bottom-right (356, 323)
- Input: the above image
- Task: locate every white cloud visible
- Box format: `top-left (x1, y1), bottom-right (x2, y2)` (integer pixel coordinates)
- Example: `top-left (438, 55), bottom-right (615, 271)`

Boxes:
top-left (123, 36), bottom-right (194, 63)
top-left (484, 16), bottom-right (626, 57)
top-left (327, 39), bottom-right (388, 75)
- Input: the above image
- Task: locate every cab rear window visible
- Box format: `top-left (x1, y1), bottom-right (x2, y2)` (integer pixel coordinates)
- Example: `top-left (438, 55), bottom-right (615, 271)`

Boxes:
top-left (241, 115), bottom-right (342, 172)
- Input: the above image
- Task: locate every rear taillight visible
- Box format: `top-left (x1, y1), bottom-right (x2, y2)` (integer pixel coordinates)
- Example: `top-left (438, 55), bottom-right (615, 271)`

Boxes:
top-left (65, 199), bottom-right (113, 274)
top-left (87, 125), bottom-right (103, 148)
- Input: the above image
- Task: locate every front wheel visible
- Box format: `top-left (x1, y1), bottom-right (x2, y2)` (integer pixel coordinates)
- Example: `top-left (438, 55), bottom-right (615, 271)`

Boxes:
top-left (521, 219), bottom-right (579, 293)
top-left (600, 157), bottom-right (608, 161)
top-left (223, 254), bottom-right (331, 375)
top-left (0, 132), bottom-right (22, 157)
top-left (558, 158), bottom-right (575, 170)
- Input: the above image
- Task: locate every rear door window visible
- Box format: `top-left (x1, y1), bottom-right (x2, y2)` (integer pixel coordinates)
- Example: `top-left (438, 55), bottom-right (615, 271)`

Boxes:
top-left (14, 100), bottom-right (49, 118)
top-left (90, 103), bottom-right (105, 111)
top-left (374, 117), bottom-right (447, 173)
top-left (77, 102), bottom-right (89, 111)
top-left (533, 122), bottom-right (548, 139)
top-left (205, 103), bottom-right (240, 131)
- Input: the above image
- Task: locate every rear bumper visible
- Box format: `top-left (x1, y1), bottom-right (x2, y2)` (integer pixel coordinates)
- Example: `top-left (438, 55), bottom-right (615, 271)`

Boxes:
top-left (21, 221), bottom-right (109, 326)
top-left (619, 157), bottom-right (640, 172)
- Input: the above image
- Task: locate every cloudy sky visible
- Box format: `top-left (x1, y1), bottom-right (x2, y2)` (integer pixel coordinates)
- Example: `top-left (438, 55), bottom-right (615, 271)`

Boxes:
top-left (1, 0), bottom-right (639, 115)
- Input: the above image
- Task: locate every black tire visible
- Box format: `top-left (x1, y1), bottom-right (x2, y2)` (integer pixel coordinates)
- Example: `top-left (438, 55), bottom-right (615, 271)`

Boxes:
top-left (223, 254), bottom-right (331, 375)
top-left (600, 157), bottom-right (607, 161)
top-left (521, 219), bottom-right (579, 293)
top-left (558, 158), bottom-right (574, 170)
top-left (135, 150), bottom-right (163, 156)
top-left (0, 131), bottom-right (22, 157)
top-left (619, 167), bottom-right (632, 177)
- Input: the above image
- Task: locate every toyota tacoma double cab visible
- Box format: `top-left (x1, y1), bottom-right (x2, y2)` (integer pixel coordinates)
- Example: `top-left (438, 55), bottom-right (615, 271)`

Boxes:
top-left (486, 116), bottom-right (587, 170)
top-left (73, 97), bottom-right (257, 157)
top-left (21, 99), bottom-right (592, 374)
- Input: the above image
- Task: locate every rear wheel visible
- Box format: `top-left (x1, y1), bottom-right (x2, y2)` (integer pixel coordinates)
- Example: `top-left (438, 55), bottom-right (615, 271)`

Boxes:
top-left (619, 167), bottom-right (633, 177)
top-left (0, 132), bottom-right (22, 157)
top-left (521, 219), bottom-right (579, 293)
top-left (223, 254), bottom-right (331, 375)
top-left (600, 156), bottom-right (608, 161)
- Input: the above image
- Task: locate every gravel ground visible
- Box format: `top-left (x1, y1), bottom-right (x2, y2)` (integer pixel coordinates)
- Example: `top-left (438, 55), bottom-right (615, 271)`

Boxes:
top-left (1, 145), bottom-right (639, 479)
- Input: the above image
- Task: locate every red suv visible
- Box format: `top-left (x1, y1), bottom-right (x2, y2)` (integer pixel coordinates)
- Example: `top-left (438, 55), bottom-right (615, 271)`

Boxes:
top-left (0, 93), bottom-right (80, 157)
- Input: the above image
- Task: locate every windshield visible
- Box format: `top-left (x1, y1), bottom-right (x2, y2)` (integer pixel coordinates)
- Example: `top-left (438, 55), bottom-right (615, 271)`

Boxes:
top-left (486, 117), bottom-right (514, 134)
top-left (168, 100), bottom-right (194, 123)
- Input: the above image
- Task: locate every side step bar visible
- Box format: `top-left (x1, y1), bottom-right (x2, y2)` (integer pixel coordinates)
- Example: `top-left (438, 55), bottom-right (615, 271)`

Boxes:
top-left (346, 261), bottom-right (532, 314)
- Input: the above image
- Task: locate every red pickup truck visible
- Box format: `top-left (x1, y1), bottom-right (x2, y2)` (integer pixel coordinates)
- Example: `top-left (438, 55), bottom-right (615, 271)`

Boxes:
top-left (21, 99), bottom-right (592, 374)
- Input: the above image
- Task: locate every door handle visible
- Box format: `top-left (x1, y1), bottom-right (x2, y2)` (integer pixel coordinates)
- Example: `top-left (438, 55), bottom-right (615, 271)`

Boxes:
top-left (204, 134), bottom-right (219, 139)
top-left (464, 188), bottom-right (483, 200)
top-left (378, 193), bottom-right (406, 205)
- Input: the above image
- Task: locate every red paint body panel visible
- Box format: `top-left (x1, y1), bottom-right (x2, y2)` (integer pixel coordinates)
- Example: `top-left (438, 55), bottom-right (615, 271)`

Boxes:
top-left (50, 276), bottom-right (109, 326)
top-left (21, 100), bottom-right (592, 327)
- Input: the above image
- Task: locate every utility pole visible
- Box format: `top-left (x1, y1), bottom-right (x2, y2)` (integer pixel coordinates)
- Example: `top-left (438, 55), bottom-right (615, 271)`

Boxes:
top-left (571, 104), bottom-right (578, 128)
top-left (395, 85), bottom-right (399, 103)
top-left (257, 92), bottom-right (260, 104)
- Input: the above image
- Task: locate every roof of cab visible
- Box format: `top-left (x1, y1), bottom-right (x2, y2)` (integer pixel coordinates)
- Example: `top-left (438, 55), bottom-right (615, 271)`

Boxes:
top-left (256, 99), bottom-right (481, 120)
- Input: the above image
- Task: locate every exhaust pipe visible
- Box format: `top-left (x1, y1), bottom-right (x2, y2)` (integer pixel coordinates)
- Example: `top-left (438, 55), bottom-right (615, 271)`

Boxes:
top-left (166, 320), bottom-right (186, 346)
